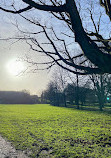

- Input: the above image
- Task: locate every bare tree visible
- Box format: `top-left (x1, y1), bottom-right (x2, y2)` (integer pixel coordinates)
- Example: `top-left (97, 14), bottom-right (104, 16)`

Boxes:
top-left (67, 72), bottom-right (91, 108)
top-left (0, 0), bottom-right (111, 74)
top-left (90, 74), bottom-right (111, 110)
top-left (42, 80), bottom-right (61, 106)
top-left (53, 67), bottom-right (68, 106)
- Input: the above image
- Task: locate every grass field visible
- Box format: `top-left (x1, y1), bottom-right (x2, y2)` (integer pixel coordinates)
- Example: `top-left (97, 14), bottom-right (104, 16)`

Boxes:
top-left (0, 104), bottom-right (111, 158)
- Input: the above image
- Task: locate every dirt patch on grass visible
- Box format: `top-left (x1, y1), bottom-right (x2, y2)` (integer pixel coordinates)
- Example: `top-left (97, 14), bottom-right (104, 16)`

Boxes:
top-left (0, 135), bottom-right (29, 158)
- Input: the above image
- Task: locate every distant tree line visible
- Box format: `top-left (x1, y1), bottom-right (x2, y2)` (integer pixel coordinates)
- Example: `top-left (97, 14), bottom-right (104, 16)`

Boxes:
top-left (1, 69), bottom-right (111, 111)
top-left (41, 82), bottom-right (96, 106)
top-left (41, 68), bottom-right (111, 111)
top-left (0, 90), bottom-right (40, 104)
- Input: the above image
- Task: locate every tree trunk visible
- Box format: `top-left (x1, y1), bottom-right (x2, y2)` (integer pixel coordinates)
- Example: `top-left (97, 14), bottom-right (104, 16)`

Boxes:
top-left (63, 93), bottom-right (67, 107)
top-left (75, 74), bottom-right (79, 109)
top-left (98, 95), bottom-right (104, 111)
top-left (100, 105), bottom-right (103, 111)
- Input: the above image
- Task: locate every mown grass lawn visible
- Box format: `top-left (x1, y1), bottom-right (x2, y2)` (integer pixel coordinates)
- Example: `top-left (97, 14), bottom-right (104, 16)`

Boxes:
top-left (0, 104), bottom-right (111, 158)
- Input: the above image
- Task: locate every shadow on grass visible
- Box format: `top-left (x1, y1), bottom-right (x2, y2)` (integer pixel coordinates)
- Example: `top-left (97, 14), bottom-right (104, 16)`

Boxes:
top-left (51, 104), bottom-right (111, 115)
top-left (80, 106), bottom-right (111, 114)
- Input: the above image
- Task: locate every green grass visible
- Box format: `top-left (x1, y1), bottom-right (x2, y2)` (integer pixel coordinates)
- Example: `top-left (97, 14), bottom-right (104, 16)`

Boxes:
top-left (0, 104), bottom-right (111, 157)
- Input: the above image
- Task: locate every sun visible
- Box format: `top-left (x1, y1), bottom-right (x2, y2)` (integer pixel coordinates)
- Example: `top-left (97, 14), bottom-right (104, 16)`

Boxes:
top-left (7, 59), bottom-right (25, 76)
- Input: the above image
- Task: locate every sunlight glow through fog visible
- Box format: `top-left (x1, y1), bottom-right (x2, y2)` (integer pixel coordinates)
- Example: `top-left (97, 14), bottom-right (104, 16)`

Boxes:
top-left (7, 59), bottom-right (25, 76)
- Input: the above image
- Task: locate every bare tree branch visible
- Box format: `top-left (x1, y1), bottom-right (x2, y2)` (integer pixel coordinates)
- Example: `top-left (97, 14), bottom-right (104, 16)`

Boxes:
top-left (0, 0), bottom-right (111, 75)
top-left (0, 5), bottom-right (32, 14)
top-left (22, 0), bottom-right (66, 12)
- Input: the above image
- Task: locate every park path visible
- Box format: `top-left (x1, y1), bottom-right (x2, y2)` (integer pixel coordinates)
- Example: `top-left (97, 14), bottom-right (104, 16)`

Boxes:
top-left (0, 135), bottom-right (29, 158)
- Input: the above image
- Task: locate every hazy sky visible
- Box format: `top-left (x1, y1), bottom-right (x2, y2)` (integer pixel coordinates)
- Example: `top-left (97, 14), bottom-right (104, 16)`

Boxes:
top-left (0, 9), bottom-right (53, 96)
top-left (0, 0), bottom-right (110, 96)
